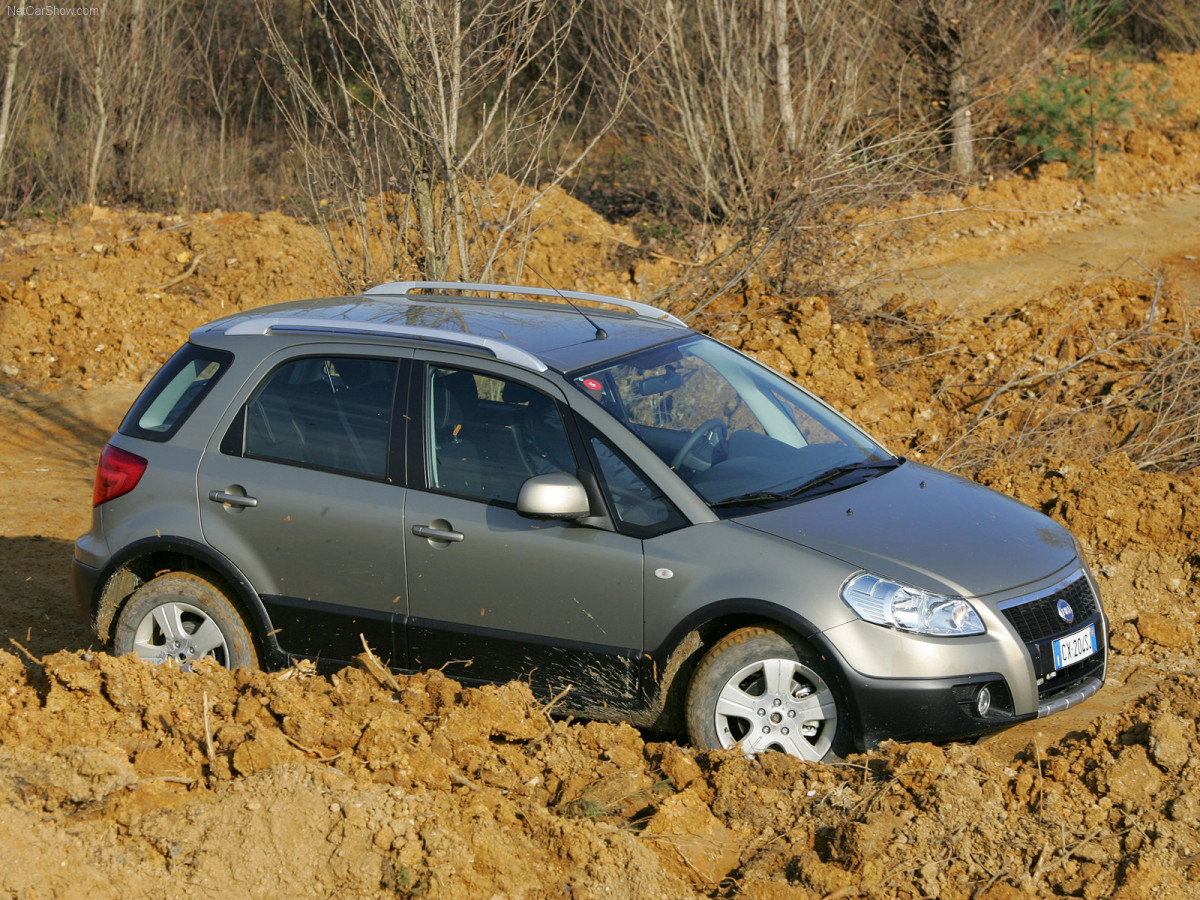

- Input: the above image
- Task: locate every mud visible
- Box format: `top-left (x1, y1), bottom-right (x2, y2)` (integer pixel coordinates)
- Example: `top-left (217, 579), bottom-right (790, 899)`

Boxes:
top-left (2, 648), bottom-right (1200, 899)
top-left (2, 51), bottom-right (1200, 900)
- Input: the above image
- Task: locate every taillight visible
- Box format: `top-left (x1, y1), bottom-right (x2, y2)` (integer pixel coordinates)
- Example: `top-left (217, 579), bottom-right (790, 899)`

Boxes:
top-left (92, 443), bottom-right (148, 506)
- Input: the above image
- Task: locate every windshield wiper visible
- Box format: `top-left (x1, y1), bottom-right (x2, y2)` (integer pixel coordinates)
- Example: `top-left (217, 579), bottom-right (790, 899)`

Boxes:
top-left (711, 459), bottom-right (901, 509)
top-left (785, 459), bottom-right (901, 499)
top-left (710, 490), bottom-right (790, 509)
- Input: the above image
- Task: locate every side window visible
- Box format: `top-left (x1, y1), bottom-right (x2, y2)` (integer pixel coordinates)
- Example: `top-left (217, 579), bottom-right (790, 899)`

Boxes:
top-left (120, 343), bottom-right (231, 442)
top-left (243, 356), bottom-right (396, 479)
top-left (426, 366), bottom-right (575, 503)
top-left (585, 429), bottom-right (687, 537)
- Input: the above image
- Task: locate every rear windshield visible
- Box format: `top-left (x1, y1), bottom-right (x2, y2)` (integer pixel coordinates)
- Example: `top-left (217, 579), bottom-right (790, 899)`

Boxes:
top-left (119, 343), bottom-right (231, 442)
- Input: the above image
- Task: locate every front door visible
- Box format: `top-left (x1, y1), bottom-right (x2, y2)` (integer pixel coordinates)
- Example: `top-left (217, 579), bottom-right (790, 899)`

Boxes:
top-left (403, 358), bottom-right (645, 703)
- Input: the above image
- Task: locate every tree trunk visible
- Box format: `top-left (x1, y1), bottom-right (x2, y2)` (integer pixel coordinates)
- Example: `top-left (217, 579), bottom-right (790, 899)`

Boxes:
top-left (770, 0), bottom-right (797, 152)
top-left (0, 16), bottom-right (24, 181)
top-left (948, 63), bottom-right (974, 176)
top-left (87, 63), bottom-right (108, 206)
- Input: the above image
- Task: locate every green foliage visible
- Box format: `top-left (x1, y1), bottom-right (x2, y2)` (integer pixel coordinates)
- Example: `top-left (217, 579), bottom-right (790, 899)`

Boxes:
top-left (1052, 0), bottom-right (1126, 47)
top-left (382, 861), bottom-right (429, 896)
top-left (1007, 65), bottom-right (1133, 176)
top-left (1142, 70), bottom-right (1179, 121)
top-left (635, 219), bottom-right (683, 242)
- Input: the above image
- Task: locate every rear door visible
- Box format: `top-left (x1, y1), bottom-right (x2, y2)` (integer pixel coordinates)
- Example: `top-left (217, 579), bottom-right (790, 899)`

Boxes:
top-left (197, 348), bottom-right (411, 668)
top-left (402, 354), bottom-right (646, 703)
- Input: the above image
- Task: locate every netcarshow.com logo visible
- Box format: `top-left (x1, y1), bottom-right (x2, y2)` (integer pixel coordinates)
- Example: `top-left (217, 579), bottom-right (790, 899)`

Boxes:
top-left (8, 5), bottom-right (100, 14)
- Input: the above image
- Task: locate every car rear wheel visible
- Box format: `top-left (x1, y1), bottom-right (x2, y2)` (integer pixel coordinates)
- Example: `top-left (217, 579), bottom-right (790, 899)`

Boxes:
top-left (113, 572), bottom-right (258, 671)
top-left (685, 625), bottom-right (850, 761)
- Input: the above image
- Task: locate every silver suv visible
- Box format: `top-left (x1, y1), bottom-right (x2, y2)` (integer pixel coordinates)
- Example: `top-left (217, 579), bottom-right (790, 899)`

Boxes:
top-left (73, 282), bottom-right (1107, 760)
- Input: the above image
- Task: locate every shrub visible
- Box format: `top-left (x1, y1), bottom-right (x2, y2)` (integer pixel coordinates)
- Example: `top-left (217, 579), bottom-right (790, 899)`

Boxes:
top-left (1007, 63), bottom-right (1133, 177)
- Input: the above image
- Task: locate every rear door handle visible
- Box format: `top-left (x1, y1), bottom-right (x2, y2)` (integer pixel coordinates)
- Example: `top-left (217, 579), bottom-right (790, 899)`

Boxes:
top-left (208, 490), bottom-right (259, 508)
top-left (411, 524), bottom-right (464, 542)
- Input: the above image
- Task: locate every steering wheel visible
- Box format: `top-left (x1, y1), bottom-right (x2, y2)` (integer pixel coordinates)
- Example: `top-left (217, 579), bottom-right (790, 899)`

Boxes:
top-left (670, 418), bottom-right (728, 471)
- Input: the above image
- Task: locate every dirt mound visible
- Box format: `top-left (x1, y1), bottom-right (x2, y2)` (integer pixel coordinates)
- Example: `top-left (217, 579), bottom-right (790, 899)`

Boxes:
top-left (0, 206), bottom-right (339, 386)
top-left (730, 268), bottom-right (1199, 472)
top-left (0, 649), bottom-right (696, 899)
top-left (0, 181), bottom-right (647, 389)
top-left (3, 647), bottom-right (1199, 899)
top-left (976, 455), bottom-right (1200, 650)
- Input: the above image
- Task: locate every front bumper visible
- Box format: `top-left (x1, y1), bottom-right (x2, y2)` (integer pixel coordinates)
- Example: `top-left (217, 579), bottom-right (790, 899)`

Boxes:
top-left (832, 652), bottom-right (1106, 750)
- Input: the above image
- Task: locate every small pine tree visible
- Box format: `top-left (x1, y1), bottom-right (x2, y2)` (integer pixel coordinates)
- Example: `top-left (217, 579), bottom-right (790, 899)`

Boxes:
top-left (1007, 65), bottom-right (1133, 177)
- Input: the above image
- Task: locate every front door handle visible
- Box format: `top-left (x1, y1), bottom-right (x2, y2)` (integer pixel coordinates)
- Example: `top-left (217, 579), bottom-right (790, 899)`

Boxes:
top-left (208, 489), bottom-right (259, 508)
top-left (411, 524), bottom-right (464, 542)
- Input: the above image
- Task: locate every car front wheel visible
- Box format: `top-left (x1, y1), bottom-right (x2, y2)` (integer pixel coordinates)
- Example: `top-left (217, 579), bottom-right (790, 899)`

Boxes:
top-left (685, 625), bottom-right (850, 761)
top-left (113, 571), bottom-right (259, 671)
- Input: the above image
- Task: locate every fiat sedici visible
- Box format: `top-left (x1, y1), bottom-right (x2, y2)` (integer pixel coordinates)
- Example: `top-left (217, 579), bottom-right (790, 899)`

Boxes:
top-left (74, 282), bottom-right (1107, 760)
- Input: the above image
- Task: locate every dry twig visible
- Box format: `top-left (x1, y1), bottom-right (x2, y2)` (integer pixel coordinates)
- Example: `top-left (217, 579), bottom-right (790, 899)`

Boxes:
top-left (142, 252), bottom-right (206, 291)
top-left (202, 690), bottom-right (216, 767)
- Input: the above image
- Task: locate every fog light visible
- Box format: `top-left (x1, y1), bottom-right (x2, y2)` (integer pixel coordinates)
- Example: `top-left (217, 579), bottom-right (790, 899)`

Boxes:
top-left (975, 686), bottom-right (992, 717)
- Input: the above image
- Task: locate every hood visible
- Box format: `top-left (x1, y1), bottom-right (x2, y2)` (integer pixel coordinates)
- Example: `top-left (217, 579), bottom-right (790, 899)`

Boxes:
top-left (735, 460), bottom-right (1078, 598)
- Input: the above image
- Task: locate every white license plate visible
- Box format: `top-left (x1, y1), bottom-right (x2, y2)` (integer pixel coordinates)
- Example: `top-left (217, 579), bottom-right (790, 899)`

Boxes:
top-left (1052, 624), bottom-right (1097, 669)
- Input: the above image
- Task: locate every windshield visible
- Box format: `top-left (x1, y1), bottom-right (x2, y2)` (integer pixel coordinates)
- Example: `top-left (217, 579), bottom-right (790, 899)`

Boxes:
top-left (570, 336), bottom-right (896, 509)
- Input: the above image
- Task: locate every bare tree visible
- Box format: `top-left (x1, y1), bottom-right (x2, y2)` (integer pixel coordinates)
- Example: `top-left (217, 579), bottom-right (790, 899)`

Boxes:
top-left (72, 10), bottom-right (121, 204)
top-left (56, 0), bottom-right (186, 205)
top-left (264, 0), bottom-right (635, 288)
top-left (113, 0), bottom-right (187, 198)
top-left (1124, 0), bottom-right (1200, 51)
top-left (886, 0), bottom-right (1057, 177)
top-left (0, 15), bottom-right (32, 193)
top-left (588, 0), bottom-right (930, 318)
top-left (185, 0), bottom-right (254, 191)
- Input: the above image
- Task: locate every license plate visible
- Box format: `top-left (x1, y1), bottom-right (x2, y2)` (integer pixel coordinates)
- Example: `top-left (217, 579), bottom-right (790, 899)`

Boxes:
top-left (1052, 624), bottom-right (1097, 669)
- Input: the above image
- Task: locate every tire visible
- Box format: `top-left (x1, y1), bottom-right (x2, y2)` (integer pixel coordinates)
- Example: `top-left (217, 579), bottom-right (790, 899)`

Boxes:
top-left (685, 625), bottom-right (851, 761)
top-left (113, 571), bottom-right (259, 671)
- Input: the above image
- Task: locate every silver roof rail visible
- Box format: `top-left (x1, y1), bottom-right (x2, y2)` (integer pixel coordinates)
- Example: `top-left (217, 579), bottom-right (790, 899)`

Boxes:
top-left (364, 280), bottom-right (687, 327)
top-left (222, 317), bottom-right (548, 372)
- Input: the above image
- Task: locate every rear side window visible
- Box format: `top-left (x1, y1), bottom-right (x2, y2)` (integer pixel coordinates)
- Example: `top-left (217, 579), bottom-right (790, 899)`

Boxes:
top-left (120, 343), bottom-right (231, 442)
top-left (241, 356), bottom-right (397, 480)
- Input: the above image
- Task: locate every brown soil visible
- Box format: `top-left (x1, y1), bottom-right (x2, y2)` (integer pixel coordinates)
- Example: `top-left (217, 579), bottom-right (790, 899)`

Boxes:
top-left (3, 53), bottom-right (1200, 900)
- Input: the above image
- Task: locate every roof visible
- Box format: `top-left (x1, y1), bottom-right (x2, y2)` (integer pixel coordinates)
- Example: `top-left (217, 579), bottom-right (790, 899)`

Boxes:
top-left (193, 282), bottom-right (689, 373)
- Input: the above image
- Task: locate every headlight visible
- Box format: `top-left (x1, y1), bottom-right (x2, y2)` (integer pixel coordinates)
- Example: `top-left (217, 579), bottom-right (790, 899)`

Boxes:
top-left (842, 573), bottom-right (985, 637)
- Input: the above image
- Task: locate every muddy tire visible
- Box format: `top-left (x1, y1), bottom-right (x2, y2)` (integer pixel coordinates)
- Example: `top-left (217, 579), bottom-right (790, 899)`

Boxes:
top-left (113, 571), bottom-right (258, 671)
top-left (685, 625), bottom-right (850, 761)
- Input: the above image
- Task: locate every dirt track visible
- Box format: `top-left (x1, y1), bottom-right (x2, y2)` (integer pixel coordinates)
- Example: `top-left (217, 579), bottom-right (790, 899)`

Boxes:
top-left (3, 54), bottom-right (1200, 900)
top-left (870, 184), bottom-right (1200, 313)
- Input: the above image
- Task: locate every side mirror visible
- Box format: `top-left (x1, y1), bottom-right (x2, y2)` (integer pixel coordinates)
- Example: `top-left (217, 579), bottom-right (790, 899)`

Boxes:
top-left (517, 473), bottom-right (591, 520)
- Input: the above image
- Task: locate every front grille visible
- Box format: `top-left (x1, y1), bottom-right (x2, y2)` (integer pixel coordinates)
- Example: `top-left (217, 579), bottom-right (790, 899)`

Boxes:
top-left (1002, 574), bottom-right (1098, 643)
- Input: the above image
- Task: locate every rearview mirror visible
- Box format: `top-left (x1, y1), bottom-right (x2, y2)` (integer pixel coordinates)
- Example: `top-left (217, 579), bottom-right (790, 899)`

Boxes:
top-left (635, 366), bottom-right (681, 395)
top-left (516, 473), bottom-right (591, 519)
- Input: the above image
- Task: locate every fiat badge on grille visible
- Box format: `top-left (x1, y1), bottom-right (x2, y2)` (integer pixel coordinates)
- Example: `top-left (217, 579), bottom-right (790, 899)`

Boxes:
top-left (1057, 598), bottom-right (1075, 623)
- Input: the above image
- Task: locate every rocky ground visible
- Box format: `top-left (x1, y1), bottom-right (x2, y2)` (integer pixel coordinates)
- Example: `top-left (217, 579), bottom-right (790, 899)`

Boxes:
top-left (2, 53), bottom-right (1200, 900)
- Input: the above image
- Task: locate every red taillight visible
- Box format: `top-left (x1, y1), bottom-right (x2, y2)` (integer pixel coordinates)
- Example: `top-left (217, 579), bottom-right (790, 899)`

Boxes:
top-left (92, 444), bottom-right (148, 506)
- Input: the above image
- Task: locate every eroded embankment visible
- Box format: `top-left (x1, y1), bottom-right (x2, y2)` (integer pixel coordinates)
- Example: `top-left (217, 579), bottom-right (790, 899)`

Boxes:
top-left (1, 647), bottom-right (1199, 899)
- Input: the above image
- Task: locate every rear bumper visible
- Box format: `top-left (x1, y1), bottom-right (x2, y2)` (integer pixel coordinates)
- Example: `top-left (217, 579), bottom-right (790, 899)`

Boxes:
top-left (71, 553), bottom-right (102, 623)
